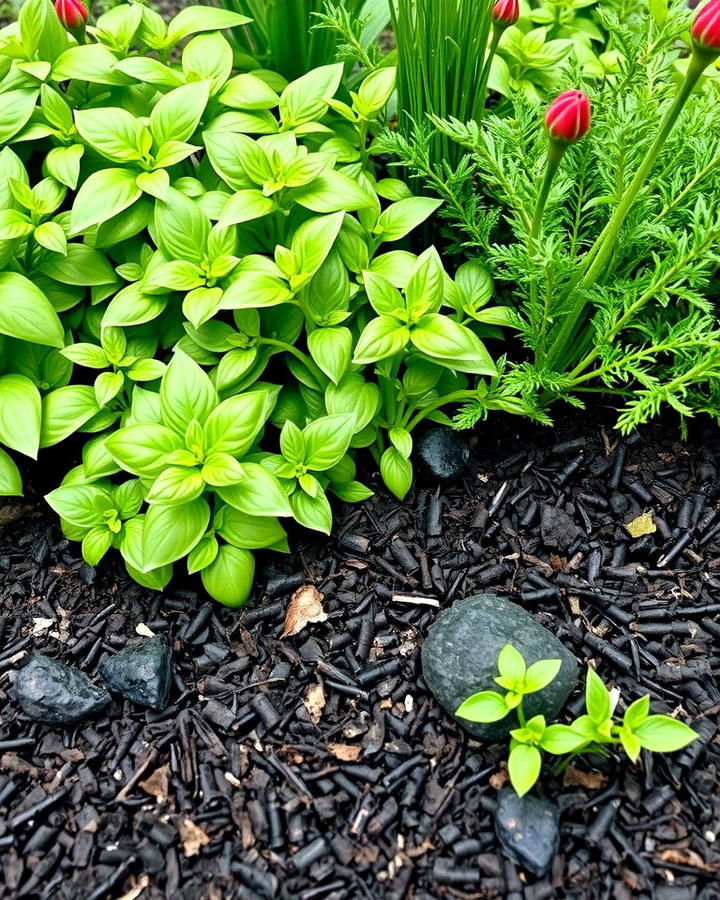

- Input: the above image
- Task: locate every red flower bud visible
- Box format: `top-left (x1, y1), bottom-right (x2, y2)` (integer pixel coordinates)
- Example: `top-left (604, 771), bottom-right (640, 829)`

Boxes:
top-left (492, 0), bottom-right (520, 27)
top-left (545, 90), bottom-right (591, 142)
top-left (692, 0), bottom-right (720, 52)
top-left (54, 0), bottom-right (88, 29)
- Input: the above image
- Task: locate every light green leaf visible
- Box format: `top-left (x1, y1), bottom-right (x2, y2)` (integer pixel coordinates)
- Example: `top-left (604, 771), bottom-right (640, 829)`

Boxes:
top-left (106, 423), bottom-right (184, 477)
top-left (150, 80), bottom-right (211, 147)
top-left (633, 716), bottom-right (697, 753)
top-left (508, 744), bottom-right (542, 797)
top-left (380, 446), bottom-right (413, 500)
top-left (0, 375), bottom-right (42, 458)
top-left (307, 326), bottom-right (351, 384)
top-left (201, 544), bottom-right (255, 607)
top-left (0, 447), bottom-right (22, 496)
top-left (353, 315), bottom-right (408, 364)
top-left (0, 273), bottom-right (64, 347)
top-left (456, 690), bottom-right (509, 723)
top-left (303, 414), bottom-right (355, 471)
top-left (40, 385), bottom-right (100, 447)
top-left (141, 497), bottom-right (210, 570)
top-left (159, 350), bottom-right (218, 437)
top-left (70, 168), bottom-right (142, 235)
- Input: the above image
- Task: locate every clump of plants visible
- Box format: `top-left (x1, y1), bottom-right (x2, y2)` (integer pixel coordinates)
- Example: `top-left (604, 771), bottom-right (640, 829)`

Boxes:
top-left (457, 645), bottom-right (698, 796)
top-left (381, 0), bottom-right (720, 433)
top-left (0, 0), bottom-right (524, 604)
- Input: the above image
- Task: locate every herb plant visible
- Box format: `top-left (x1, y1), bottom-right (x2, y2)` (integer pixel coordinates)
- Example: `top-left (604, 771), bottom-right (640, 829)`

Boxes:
top-left (0, 0), bottom-right (520, 604)
top-left (381, 0), bottom-right (720, 433)
top-left (457, 645), bottom-right (698, 797)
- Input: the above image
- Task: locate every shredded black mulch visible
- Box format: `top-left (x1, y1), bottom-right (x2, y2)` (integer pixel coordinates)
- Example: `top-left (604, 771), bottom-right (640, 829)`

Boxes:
top-left (1, 411), bottom-right (720, 899)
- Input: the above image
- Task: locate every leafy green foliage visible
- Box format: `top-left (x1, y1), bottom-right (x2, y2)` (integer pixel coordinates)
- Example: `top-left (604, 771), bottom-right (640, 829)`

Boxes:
top-left (457, 645), bottom-right (697, 797)
top-left (380, 1), bottom-right (720, 433)
top-left (0, 0), bottom-right (517, 605)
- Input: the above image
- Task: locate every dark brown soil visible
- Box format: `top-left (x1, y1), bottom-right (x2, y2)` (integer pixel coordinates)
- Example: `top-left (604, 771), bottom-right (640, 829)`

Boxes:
top-left (1, 411), bottom-right (720, 899)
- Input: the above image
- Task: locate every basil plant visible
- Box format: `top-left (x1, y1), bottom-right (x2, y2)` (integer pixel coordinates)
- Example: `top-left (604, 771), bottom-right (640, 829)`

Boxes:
top-left (0, 0), bottom-right (514, 604)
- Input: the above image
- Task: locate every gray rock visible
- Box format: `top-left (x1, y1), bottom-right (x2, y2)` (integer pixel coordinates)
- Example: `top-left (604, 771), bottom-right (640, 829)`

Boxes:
top-left (421, 594), bottom-right (577, 739)
top-left (15, 655), bottom-right (110, 724)
top-left (98, 636), bottom-right (171, 710)
top-left (540, 504), bottom-right (579, 551)
top-left (416, 427), bottom-right (469, 481)
top-left (495, 789), bottom-right (560, 877)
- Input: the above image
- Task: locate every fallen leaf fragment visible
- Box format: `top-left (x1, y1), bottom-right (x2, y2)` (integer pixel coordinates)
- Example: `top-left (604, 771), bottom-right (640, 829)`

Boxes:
top-left (625, 512), bottom-right (656, 538)
top-left (563, 766), bottom-right (606, 790)
top-left (281, 584), bottom-right (327, 638)
top-left (303, 682), bottom-right (326, 724)
top-left (178, 817), bottom-right (211, 857)
top-left (656, 848), bottom-right (719, 871)
top-left (327, 742), bottom-right (362, 761)
top-left (118, 875), bottom-right (150, 900)
top-left (138, 764), bottom-right (170, 802)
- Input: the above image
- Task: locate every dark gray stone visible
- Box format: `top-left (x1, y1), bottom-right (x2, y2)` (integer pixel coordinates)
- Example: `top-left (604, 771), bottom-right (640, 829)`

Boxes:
top-left (15, 655), bottom-right (110, 724)
top-left (540, 504), bottom-right (579, 551)
top-left (495, 789), bottom-right (560, 877)
top-left (98, 636), bottom-right (171, 710)
top-left (416, 427), bottom-right (469, 481)
top-left (421, 594), bottom-right (577, 739)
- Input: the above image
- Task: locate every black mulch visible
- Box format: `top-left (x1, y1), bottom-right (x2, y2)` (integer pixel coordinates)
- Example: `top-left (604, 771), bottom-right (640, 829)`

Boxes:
top-left (1, 412), bottom-right (720, 899)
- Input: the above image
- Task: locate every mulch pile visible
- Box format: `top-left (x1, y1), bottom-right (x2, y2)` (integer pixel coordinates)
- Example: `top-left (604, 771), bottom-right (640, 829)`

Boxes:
top-left (1, 412), bottom-right (719, 899)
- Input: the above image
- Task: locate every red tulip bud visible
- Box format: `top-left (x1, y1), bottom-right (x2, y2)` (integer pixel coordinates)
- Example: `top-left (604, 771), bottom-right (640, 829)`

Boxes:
top-left (692, 0), bottom-right (720, 53)
top-left (545, 90), bottom-right (591, 143)
top-left (54, 0), bottom-right (88, 29)
top-left (492, 0), bottom-right (520, 27)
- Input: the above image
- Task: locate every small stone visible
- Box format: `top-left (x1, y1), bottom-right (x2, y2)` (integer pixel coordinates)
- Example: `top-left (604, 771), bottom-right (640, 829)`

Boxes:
top-left (540, 504), bottom-right (579, 551)
top-left (15, 655), bottom-right (110, 724)
top-left (421, 594), bottom-right (577, 739)
top-left (495, 789), bottom-right (560, 877)
top-left (416, 427), bottom-right (469, 482)
top-left (98, 636), bottom-right (172, 710)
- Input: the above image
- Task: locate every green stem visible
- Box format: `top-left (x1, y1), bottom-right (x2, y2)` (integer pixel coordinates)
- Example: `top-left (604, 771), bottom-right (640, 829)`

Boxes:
top-left (258, 337), bottom-right (326, 386)
top-left (476, 26), bottom-right (503, 119)
top-left (404, 389), bottom-right (478, 431)
top-left (516, 699), bottom-right (527, 728)
top-left (530, 141), bottom-right (566, 363)
top-left (546, 50), bottom-right (712, 369)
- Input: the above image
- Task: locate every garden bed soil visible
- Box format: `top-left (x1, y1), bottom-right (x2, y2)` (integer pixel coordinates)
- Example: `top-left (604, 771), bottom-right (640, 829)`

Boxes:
top-left (1, 411), bottom-right (720, 899)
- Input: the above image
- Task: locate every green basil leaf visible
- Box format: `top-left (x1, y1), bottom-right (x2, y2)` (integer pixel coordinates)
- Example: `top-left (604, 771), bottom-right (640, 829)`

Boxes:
top-left (106, 423), bottom-right (184, 476)
top-left (201, 544), bottom-right (255, 607)
top-left (70, 168), bottom-right (142, 235)
top-left (45, 483), bottom-right (113, 528)
top-left (456, 690), bottom-right (509, 723)
top-left (280, 63), bottom-right (343, 127)
top-left (633, 716), bottom-right (697, 753)
top-left (0, 374), bottom-right (42, 458)
top-left (204, 388), bottom-right (276, 456)
top-left (217, 507), bottom-right (287, 549)
top-left (303, 414), bottom-right (355, 471)
top-left (147, 466), bottom-right (205, 505)
top-left (217, 462), bottom-right (292, 517)
top-left (40, 385), bottom-right (99, 447)
top-left (289, 487), bottom-right (332, 534)
top-left (307, 326), bottom-right (351, 385)
top-left (377, 197), bottom-right (442, 242)
top-left (508, 743), bottom-right (542, 797)
top-left (159, 350), bottom-right (218, 437)
top-left (410, 315), bottom-right (497, 375)
top-left (380, 446), bottom-right (413, 500)
top-left (0, 447), bottom-right (22, 496)
top-left (149, 80), bottom-right (211, 147)
top-left (0, 272), bottom-right (64, 347)
top-left (74, 107), bottom-right (148, 163)
top-left (141, 497), bottom-right (210, 570)
top-left (353, 315), bottom-right (409, 365)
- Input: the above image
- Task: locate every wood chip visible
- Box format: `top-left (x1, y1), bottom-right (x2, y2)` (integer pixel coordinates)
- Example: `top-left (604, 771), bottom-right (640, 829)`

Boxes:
top-left (138, 764), bottom-right (170, 802)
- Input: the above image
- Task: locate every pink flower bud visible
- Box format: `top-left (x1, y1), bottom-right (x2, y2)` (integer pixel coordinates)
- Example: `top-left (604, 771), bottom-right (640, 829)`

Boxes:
top-left (54, 0), bottom-right (88, 29)
top-left (492, 0), bottom-right (520, 27)
top-left (545, 90), bottom-right (591, 143)
top-left (692, 0), bottom-right (720, 52)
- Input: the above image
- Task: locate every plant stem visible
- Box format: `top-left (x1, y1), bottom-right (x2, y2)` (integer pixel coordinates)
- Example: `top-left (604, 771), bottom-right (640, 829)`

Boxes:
top-left (476, 26), bottom-right (503, 120)
top-left (530, 141), bottom-right (566, 363)
top-left (404, 388), bottom-right (479, 431)
top-left (546, 50), bottom-right (711, 369)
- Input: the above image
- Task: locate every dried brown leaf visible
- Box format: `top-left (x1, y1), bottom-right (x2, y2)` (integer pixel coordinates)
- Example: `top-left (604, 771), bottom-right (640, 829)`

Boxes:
top-left (281, 585), bottom-right (327, 638)
top-left (327, 742), bottom-right (362, 761)
top-left (139, 764), bottom-right (170, 802)
top-left (178, 817), bottom-right (211, 857)
top-left (303, 682), bottom-right (326, 724)
top-left (656, 848), bottom-right (719, 871)
top-left (563, 766), bottom-right (606, 790)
